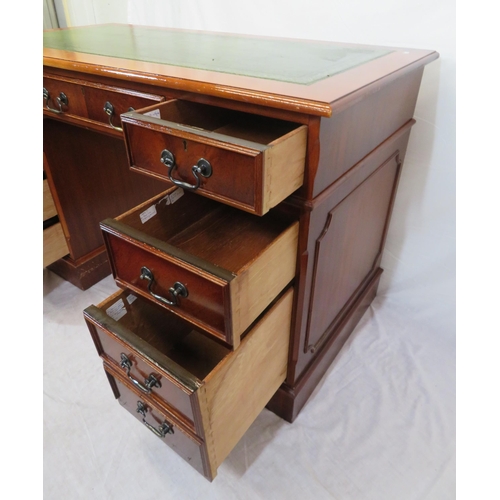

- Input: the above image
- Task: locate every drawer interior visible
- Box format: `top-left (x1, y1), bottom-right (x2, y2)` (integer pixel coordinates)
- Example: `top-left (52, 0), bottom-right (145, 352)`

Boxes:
top-left (101, 289), bottom-right (230, 380)
top-left (89, 286), bottom-right (292, 479)
top-left (117, 188), bottom-right (295, 274)
top-left (137, 99), bottom-right (302, 146)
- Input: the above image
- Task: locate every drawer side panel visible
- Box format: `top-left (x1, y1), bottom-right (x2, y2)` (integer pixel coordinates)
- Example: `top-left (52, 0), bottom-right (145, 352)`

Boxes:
top-left (43, 222), bottom-right (69, 267)
top-left (230, 222), bottom-right (298, 336)
top-left (43, 179), bottom-right (58, 220)
top-left (263, 125), bottom-right (307, 212)
top-left (200, 287), bottom-right (293, 469)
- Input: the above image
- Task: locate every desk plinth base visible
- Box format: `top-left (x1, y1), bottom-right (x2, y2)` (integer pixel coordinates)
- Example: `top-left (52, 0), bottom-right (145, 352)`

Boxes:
top-left (47, 247), bottom-right (111, 290)
top-left (267, 267), bottom-right (382, 423)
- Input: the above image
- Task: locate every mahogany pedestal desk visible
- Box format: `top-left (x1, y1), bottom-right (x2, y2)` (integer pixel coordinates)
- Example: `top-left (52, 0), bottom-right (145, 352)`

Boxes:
top-left (44, 25), bottom-right (438, 481)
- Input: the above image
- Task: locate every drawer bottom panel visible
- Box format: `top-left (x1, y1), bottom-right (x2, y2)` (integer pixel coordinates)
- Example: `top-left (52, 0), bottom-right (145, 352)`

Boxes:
top-left (105, 364), bottom-right (210, 479)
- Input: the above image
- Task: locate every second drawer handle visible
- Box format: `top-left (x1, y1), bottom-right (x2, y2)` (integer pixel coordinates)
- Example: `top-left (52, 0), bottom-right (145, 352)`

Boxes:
top-left (43, 87), bottom-right (68, 114)
top-left (160, 149), bottom-right (212, 191)
top-left (120, 353), bottom-right (161, 394)
top-left (136, 401), bottom-right (174, 438)
top-left (139, 266), bottom-right (188, 306)
top-left (103, 101), bottom-right (123, 131)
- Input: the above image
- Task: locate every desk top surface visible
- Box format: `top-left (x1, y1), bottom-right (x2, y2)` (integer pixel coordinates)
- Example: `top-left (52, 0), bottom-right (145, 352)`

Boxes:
top-left (43, 24), bottom-right (438, 117)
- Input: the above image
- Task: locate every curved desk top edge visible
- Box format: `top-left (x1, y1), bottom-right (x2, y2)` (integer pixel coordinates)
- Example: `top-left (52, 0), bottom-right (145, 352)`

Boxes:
top-left (43, 25), bottom-right (438, 118)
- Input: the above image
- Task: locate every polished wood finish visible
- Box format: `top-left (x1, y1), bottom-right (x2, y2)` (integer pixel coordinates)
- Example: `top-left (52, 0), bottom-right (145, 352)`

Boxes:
top-left (86, 287), bottom-right (293, 480)
top-left (43, 25), bottom-right (438, 478)
top-left (122, 100), bottom-right (307, 215)
top-left (304, 152), bottom-right (401, 353)
top-left (43, 75), bottom-right (88, 119)
top-left (104, 360), bottom-right (208, 478)
top-left (47, 248), bottom-right (110, 290)
top-left (43, 118), bottom-right (165, 288)
top-left (43, 73), bottom-right (166, 136)
top-left (311, 68), bottom-right (424, 197)
top-left (270, 118), bottom-right (415, 420)
top-left (83, 83), bottom-right (164, 129)
top-left (44, 25), bottom-right (438, 117)
top-left (85, 290), bottom-right (207, 432)
top-left (266, 268), bottom-right (382, 422)
top-left (100, 188), bottom-right (297, 348)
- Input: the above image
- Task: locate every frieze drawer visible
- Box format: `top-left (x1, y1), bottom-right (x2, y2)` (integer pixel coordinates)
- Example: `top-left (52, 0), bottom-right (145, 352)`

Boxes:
top-left (43, 74), bottom-right (165, 133)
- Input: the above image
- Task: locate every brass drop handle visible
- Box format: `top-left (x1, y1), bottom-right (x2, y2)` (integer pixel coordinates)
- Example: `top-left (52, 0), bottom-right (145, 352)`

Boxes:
top-left (43, 87), bottom-right (68, 114)
top-left (103, 101), bottom-right (123, 131)
top-left (120, 353), bottom-right (161, 394)
top-left (160, 149), bottom-right (212, 191)
top-left (139, 266), bottom-right (188, 306)
top-left (136, 401), bottom-right (174, 438)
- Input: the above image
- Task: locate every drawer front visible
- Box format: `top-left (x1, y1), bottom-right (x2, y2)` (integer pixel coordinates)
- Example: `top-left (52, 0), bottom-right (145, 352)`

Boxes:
top-left (105, 364), bottom-right (209, 479)
top-left (85, 287), bottom-right (293, 480)
top-left (86, 316), bottom-right (197, 429)
top-left (84, 86), bottom-right (165, 131)
top-left (102, 226), bottom-right (232, 345)
top-left (121, 100), bottom-right (307, 215)
top-left (101, 188), bottom-right (298, 348)
top-left (43, 76), bottom-right (87, 118)
top-left (124, 125), bottom-right (260, 210)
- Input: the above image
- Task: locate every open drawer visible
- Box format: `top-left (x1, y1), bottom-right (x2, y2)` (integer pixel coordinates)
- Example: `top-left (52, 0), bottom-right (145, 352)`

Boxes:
top-left (103, 360), bottom-right (209, 478)
top-left (100, 187), bottom-right (299, 349)
top-left (85, 287), bottom-right (293, 481)
top-left (121, 99), bottom-right (307, 215)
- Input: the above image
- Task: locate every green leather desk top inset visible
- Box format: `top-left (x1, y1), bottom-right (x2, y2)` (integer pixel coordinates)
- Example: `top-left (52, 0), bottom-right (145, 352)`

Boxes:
top-left (43, 25), bottom-right (393, 85)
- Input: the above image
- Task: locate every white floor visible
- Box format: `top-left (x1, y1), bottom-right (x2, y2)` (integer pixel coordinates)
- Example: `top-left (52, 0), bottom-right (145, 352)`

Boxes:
top-left (43, 268), bottom-right (455, 499)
